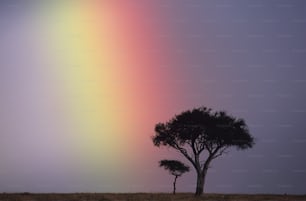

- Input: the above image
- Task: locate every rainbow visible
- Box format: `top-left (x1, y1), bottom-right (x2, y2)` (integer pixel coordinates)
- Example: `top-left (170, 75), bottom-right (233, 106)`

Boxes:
top-left (35, 1), bottom-right (181, 184)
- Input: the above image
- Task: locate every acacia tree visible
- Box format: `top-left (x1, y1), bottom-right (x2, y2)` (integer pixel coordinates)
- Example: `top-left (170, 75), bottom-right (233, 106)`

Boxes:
top-left (159, 160), bottom-right (190, 194)
top-left (152, 107), bottom-right (255, 196)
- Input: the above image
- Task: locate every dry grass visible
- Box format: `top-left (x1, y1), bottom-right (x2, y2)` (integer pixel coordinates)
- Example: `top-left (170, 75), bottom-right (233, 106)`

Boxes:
top-left (0, 193), bottom-right (305, 201)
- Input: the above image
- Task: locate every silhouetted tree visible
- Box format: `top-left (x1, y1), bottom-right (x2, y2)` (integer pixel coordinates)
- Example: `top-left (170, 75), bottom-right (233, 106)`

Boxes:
top-left (152, 107), bottom-right (255, 196)
top-left (159, 159), bottom-right (190, 194)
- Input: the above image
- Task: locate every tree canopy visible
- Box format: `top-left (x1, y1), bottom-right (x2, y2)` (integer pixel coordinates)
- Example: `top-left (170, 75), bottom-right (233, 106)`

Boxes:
top-left (159, 160), bottom-right (190, 176)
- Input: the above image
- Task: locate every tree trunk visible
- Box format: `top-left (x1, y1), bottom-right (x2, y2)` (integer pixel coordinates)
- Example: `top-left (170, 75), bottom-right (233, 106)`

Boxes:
top-left (173, 175), bottom-right (178, 194)
top-left (195, 168), bottom-right (208, 196)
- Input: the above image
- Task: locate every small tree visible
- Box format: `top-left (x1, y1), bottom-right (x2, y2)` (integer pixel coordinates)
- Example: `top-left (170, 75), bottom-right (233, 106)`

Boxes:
top-left (152, 107), bottom-right (255, 196)
top-left (159, 160), bottom-right (190, 194)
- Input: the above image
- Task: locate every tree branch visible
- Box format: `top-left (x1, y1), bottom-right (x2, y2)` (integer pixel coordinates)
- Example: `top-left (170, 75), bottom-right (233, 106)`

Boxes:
top-left (191, 138), bottom-right (198, 156)
top-left (212, 146), bottom-right (228, 159)
top-left (200, 145), bottom-right (223, 172)
top-left (203, 143), bottom-right (212, 154)
top-left (172, 142), bottom-right (197, 169)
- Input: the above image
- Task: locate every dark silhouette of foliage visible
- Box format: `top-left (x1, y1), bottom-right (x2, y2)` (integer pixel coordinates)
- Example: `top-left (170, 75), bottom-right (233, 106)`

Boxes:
top-left (159, 160), bottom-right (190, 194)
top-left (152, 107), bottom-right (255, 196)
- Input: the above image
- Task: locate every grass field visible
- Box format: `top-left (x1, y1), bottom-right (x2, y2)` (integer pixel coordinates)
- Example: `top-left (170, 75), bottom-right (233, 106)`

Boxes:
top-left (0, 193), bottom-right (305, 201)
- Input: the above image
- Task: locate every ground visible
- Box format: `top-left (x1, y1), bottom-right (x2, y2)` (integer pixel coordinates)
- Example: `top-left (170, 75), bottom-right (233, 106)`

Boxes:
top-left (0, 193), bottom-right (306, 201)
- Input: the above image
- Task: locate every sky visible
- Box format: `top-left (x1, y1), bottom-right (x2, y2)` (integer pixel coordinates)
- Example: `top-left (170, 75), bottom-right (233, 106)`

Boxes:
top-left (0, 0), bottom-right (306, 194)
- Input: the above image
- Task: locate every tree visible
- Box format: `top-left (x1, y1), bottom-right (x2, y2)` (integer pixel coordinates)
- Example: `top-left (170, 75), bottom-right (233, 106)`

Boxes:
top-left (159, 159), bottom-right (190, 194)
top-left (152, 107), bottom-right (255, 196)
